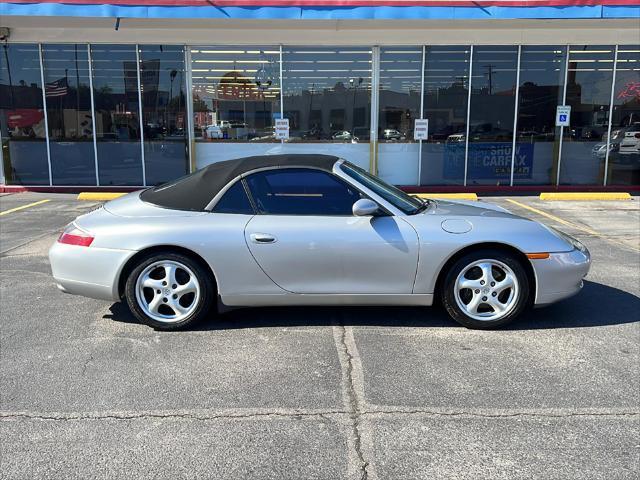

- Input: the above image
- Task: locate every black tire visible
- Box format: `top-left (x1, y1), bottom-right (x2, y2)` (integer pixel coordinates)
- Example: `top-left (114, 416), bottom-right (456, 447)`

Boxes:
top-left (124, 251), bottom-right (216, 330)
top-left (441, 249), bottom-right (530, 329)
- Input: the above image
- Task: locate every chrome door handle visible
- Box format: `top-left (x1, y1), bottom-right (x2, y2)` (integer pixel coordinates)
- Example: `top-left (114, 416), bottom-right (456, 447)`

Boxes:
top-left (250, 233), bottom-right (277, 244)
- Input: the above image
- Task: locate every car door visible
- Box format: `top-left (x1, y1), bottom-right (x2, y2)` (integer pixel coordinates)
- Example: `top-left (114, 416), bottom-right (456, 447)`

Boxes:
top-left (242, 168), bottom-right (419, 294)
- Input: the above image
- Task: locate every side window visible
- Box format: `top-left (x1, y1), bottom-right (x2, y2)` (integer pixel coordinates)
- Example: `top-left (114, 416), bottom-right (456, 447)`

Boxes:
top-left (245, 168), bottom-right (362, 215)
top-left (212, 180), bottom-right (254, 214)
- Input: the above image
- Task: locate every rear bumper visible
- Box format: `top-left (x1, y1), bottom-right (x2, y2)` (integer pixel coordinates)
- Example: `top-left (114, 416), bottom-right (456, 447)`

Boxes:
top-left (532, 248), bottom-right (591, 306)
top-left (49, 242), bottom-right (136, 301)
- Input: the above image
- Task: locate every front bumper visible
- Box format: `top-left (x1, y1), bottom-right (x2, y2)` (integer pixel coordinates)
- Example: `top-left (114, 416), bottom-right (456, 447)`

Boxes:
top-left (49, 242), bottom-right (136, 301)
top-left (532, 248), bottom-right (591, 306)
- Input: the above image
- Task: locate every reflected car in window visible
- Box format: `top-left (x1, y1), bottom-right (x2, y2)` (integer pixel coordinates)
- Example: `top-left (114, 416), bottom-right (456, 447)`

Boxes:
top-left (446, 133), bottom-right (466, 143)
top-left (49, 154), bottom-right (590, 331)
top-left (204, 125), bottom-right (224, 139)
top-left (331, 131), bottom-right (359, 142)
top-left (382, 129), bottom-right (403, 141)
top-left (618, 124), bottom-right (640, 156)
top-left (592, 142), bottom-right (618, 160)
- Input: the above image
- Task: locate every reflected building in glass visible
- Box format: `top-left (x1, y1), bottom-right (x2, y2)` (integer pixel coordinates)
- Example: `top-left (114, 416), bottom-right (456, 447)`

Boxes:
top-left (515, 46), bottom-right (567, 186)
top-left (420, 46), bottom-right (471, 186)
top-left (42, 43), bottom-right (95, 186)
top-left (1, 44), bottom-right (49, 185)
top-left (139, 45), bottom-right (188, 186)
top-left (0, 37), bottom-right (638, 189)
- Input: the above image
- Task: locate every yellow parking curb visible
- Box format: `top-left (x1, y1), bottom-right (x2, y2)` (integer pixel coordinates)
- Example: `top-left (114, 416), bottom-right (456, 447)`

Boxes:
top-left (414, 193), bottom-right (478, 201)
top-left (77, 192), bottom-right (127, 201)
top-left (539, 192), bottom-right (632, 201)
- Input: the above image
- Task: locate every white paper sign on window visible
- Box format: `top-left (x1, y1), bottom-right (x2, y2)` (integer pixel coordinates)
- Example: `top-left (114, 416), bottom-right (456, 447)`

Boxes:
top-left (275, 118), bottom-right (290, 140)
top-left (414, 119), bottom-right (429, 141)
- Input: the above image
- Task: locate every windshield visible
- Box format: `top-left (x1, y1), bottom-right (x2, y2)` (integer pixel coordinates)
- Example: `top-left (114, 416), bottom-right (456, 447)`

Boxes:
top-left (339, 161), bottom-right (425, 215)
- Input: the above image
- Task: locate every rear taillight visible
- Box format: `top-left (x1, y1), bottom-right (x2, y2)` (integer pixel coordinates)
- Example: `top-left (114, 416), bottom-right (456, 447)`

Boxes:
top-left (634, 133), bottom-right (640, 139)
top-left (58, 224), bottom-right (94, 247)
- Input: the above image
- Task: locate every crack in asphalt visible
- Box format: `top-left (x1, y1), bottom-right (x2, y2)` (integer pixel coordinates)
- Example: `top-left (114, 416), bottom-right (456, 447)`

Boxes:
top-left (0, 229), bottom-right (60, 256)
top-left (81, 354), bottom-right (94, 376)
top-left (2, 409), bottom-right (636, 423)
top-left (363, 409), bottom-right (640, 419)
top-left (0, 252), bottom-right (41, 258)
top-left (0, 410), bottom-right (347, 422)
top-left (337, 324), bottom-right (370, 480)
top-left (0, 269), bottom-right (51, 277)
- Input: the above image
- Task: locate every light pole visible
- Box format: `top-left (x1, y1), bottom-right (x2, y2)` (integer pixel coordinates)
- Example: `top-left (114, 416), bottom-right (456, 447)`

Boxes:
top-left (169, 69), bottom-right (177, 133)
top-left (350, 77), bottom-right (363, 137)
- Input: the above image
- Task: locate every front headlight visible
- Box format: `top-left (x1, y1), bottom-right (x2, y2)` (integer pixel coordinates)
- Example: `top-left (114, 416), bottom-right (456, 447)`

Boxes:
top-left (547, 226), bottom-right (587, 253)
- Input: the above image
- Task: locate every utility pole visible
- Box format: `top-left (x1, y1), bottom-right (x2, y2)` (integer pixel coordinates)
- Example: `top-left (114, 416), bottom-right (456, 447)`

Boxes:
top-left (483, 64), bottom-right (495, 94)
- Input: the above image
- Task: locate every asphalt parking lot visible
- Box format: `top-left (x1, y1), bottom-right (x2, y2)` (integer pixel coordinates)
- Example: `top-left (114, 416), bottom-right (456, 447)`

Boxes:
top-left (0, 192), bottom-right (638, 479)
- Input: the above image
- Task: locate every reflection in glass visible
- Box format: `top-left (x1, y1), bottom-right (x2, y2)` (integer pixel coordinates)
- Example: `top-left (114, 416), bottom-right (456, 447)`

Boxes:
top-left (190, 46), bottom-right (281, 168)
top-left (191, 46), bottom-right (281, 144)
top-left (377, 47), bottom-right (422, 185)
top-left (608, 45), bottom-right (639, 186)
top-left (42, 44), bottom-right (96, 185)
top-left (91, 44), bottom-right (143, 186)
top-left (140, 45), bottom-right (188, 186)
top-left (560, 45), bottom-right (615, 185)
top-left (0, 44), bottom-right (49, 185)
top-left (421, 46), bottom-right (471, 185)
top-left (277, 47), bottom-right (372, 173)
top-left (282, 47), bottom-right (371, 143)
top-left (514, 46), bottom-right (567, 185)
top-left (467, 46), bottom-right (518, 186)
top-left (379, 47), bottom-right (421, 142)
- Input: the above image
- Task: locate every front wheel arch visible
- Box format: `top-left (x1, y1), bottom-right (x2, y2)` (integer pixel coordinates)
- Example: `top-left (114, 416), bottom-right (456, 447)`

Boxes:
top-left (118, 245), bottom-right (218, 300)
top-left (433, 242), bottom-right (536, 307)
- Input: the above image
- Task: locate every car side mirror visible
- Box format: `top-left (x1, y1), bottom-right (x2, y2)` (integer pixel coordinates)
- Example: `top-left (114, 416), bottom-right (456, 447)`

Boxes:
top-left (352, 199), bottom-right (380, 217)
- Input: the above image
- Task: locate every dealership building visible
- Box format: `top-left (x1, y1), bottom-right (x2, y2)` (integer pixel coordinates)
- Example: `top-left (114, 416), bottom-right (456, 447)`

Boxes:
top-left (1, 0), bottom-right (639, 191)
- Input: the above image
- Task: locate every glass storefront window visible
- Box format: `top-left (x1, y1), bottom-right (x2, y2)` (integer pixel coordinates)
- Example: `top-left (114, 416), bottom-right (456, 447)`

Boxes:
top-left (190, 46), bottom-right (281, 167)
top-left (0, 44), bottom-right (49, 185)
top-left (90, 44), bottom-right (143, 186)
top-left (421, 46), bottom-right (471, 185)
top-left (379, 47), bottom-right (422, 142)
top-left (280, 46), bottom-right (372, 170)
top-left (139, 45), bottom-right (188, 186)
top-left (560, 45), bottom-right (615, 185)
top-left (282, 47), bottom-right (371, 143)
top-left (377, 47), bottom-right (422, 185)
top-left (467, 46), bottom-right (519, 186)
top-left (514, 46), bottom-right (567, 185)
top-left (608, 45), bottom-right (640, 186)
top-left (42, 44), bottom-right (96, 185)
top-left (1, 42), bottom-right (637, 189)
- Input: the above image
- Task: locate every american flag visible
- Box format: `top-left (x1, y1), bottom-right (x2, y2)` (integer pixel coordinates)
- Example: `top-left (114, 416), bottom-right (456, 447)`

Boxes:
top-left (45, 77), bottom-right (68, 97)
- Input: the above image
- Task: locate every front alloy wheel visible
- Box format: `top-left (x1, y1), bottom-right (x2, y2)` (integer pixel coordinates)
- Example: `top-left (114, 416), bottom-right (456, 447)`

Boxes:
top-left (125, 252), bottom-right (215, 330)
top-left (454, 259), bottom-right (519, 321)
top-left (442, 249), bottom-right (530, 329)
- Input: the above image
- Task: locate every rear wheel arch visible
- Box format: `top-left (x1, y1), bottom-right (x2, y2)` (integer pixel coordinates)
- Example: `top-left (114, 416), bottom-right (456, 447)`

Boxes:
top-left (118, 245), bottom-right (218, 299)
top-left (433, 242), bottom-right (536, 305)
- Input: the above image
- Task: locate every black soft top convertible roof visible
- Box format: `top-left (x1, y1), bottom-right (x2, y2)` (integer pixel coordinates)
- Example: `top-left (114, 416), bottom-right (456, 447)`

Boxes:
top-left (140, 154), bottom-right (340, 211)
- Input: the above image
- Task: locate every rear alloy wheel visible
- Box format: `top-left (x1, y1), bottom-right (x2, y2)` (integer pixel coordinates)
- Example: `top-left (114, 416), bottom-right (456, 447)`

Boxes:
top-left (442, 249), bottom-right (530, 329)
top-left (125, 252), bottom-right (215, 330)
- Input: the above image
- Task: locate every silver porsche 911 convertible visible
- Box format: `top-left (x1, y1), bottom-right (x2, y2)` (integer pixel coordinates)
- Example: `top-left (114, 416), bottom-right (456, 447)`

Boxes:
top-left (49, 154), bottom-right (590, 330)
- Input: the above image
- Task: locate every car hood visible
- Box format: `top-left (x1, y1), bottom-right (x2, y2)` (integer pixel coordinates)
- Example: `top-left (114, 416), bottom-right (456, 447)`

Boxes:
top-left (429, 199), bottom-right (517, 219)
top-left (403, 199), bottom-right (574, 253)
top-left (103, 191), bottom-right (206, 218)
